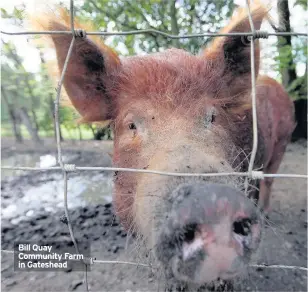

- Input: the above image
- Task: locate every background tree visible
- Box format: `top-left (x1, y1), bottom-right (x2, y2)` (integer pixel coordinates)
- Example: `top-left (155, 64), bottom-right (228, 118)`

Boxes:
top-left (77, 0), bottom-right (234, 54)
top-left (2, 40), bottom-right (41, 143)
top-left (1, 84), bottom-right (23, 143)
top-left (276, 0), bottom-right (307, 100)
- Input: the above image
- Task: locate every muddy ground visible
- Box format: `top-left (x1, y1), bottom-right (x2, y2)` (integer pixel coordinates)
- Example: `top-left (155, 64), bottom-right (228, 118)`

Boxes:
top-left (1, 138), bottom-right (307, 292)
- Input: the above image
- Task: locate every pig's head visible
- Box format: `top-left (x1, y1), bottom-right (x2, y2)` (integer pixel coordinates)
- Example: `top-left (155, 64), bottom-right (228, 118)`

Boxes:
top-left (43, 3), bottom-right (268, 287)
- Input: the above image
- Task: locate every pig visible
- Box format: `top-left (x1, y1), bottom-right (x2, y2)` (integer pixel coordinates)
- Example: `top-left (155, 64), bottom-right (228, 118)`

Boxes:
top-left (35, 2), bottom-right (295, 290)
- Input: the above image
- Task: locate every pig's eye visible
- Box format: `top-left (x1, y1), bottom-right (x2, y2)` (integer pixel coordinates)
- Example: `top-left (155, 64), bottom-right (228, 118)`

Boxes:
top-left (128, 123), bottom-right (137, 130)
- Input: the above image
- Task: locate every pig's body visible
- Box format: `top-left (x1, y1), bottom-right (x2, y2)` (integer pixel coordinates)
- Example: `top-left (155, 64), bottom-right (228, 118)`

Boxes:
top-left (37, 2), bottom-right (295, 290)
top-left (255, 75), bottom-right (295, 212)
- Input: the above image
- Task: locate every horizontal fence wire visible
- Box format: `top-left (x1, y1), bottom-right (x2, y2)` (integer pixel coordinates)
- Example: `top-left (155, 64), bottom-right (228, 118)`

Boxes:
top-left (0, 249), bottom-right (152, 268)
top-left (2, 249), bottom-right (307, 272)
top-left (1, 0), bottom-right (307, 291)
top-left (2, 249), bottom-right (308, 271)
top-left (1, 30), bottom-right (308, 37)
top-left (1, 166), bottom-right (308, 179)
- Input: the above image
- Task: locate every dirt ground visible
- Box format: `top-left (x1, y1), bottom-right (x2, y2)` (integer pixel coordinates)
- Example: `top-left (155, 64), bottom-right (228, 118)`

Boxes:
top-left (1, 138), bottom-right (307, 292)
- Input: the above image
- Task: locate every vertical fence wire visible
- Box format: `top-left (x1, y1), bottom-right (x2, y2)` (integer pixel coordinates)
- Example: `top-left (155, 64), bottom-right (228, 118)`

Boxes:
top-left (244, 0), bottom-right (259, 195)
top-left (53, 0), bottom-right (89, 290)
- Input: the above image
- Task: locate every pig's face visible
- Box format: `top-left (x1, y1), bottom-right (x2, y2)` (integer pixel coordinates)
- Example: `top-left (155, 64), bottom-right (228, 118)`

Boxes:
top-left (111, 51), bottom-right (262, 285)
top-left (45, 3), bottom-right (267, 287)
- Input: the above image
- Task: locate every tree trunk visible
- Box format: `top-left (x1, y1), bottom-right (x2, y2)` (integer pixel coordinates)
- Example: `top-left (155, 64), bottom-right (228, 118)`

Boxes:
top-left (12, 74), bottom-right (42, 143)
top-left (1, 86), bottom-right (23, 143)
top-left (170, 0), bottom-right (180, 48)
top-left (63, 125), bottom-right (72, 139)
top-left (24, 73), bottom-right (40, 132)
top-left (18, 107), bottom-right (41, 143)
top-left (41, 52), bottom-right (63, 142)
top-left (277, 0), bottom-right (297, 89)
top-left (89, 124), bottom-right (96, 139)
top-left (77, 125), bottom-right (83, 140)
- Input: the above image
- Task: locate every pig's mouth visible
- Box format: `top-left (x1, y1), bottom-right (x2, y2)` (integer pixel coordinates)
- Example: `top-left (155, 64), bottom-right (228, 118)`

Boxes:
top-left (154, 182), bottom-right (262, 286)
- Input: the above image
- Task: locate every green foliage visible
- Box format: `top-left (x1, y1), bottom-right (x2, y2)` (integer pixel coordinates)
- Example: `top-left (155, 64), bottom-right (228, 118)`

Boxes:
top-left (1, 7), bottom-right (95, 140)
top-left (271, 1), bottom-right (307, 101)
top-left (289, 39), bottom-right (307, 100)
top-left (77, 0), bottom-right (234, 55)
top-left (1, 38), bottom-right (93, 139)
top-left (294, 0), bottom-right (307, 9)
top-left (1, 5), bottom-right (25, 26)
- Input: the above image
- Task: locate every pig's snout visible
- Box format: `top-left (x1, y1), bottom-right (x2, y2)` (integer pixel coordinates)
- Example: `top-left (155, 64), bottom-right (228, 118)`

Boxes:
top-left (155, 183), bottom-right (262, 285)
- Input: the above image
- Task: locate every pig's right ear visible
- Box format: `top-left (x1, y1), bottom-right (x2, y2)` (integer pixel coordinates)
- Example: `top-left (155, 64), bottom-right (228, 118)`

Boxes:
top-left (36, 17), bottom-right (121, 123)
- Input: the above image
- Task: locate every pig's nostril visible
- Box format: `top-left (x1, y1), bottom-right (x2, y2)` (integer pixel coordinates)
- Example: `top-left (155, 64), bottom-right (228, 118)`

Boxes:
top-left (182, 223), bottom-right (197, 243)
top-left (233, 218), bottom-right (252, 236)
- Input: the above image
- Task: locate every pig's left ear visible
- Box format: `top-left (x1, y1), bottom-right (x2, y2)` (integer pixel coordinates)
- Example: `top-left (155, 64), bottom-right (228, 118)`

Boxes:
top-left (31, 10), bottom-right (121, 123)
top-left (52, 23), bottom-right (121, 122)
top-left (204, 4), bottom-right (268, 94)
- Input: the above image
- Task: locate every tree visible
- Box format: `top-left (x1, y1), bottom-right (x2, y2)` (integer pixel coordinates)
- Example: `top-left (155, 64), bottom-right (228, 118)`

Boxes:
top-left (39, 51), bottom-right (64, 141)
top-left (3, 40), bottom-right (40, 132)
top-left (2, 40), bottom-right (42, 143)
top-left (276, 0), bottom-right (307, 100)
top-left (277, 0), bottom-right (297, 89)
top-left (77, 0), bottom-right (234, 55)
top-left (18, 106), bottom-right (41, 143)
top-left (1, 85), bottom-right (23, 143)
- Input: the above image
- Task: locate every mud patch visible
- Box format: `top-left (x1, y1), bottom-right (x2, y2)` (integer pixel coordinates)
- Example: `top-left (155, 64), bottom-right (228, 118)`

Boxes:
top-left (2, 173), bottom-right (113, 222)
top-left (1, 139), bottom-right (307, 292)
top-left (2, 151), bottom-right (113, 223)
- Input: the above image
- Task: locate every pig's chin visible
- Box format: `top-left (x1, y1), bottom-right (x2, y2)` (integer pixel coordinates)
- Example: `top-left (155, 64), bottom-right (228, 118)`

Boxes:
top-left (153, 217), bottom-right (255, 287)
top-left (169, 242), bottom-right (247, 285)
top-left (157, 234), bottom-right (250, 286)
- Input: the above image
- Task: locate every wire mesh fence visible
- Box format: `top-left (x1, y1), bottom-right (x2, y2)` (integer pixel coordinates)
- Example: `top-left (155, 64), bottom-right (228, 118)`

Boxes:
top-left (1, 0), bottom-right (308, 291)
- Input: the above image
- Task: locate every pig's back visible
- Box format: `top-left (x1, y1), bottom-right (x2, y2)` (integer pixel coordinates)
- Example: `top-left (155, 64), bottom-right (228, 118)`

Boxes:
top-left (256, 75), bottom-right (295, 168)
